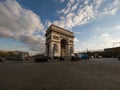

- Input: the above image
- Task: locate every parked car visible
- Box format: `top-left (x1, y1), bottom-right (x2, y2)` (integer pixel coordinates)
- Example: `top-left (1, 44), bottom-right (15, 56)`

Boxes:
top-left (34, 56), bottom-right (50, 62)
top-left (75, 53), bottom-right (89, 59)
top-left (0, 57), bottom-right (4, 62)
top-left (82, 54), bottom-right (89, 59)
top-left (5, 56), bottom-right (23, 61)
top-left (75, 53), bottom-right (82, 60)
top-left (71, 56), bottom-right (78, 61)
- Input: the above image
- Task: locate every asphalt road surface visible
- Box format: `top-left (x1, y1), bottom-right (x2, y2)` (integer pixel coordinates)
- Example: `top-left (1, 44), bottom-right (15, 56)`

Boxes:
top-left (0, 58), bottom-right (120, 90)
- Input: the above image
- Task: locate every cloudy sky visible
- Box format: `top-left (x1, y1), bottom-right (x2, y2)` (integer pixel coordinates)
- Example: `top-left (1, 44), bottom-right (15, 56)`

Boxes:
top-left (0, 0), bottom-right (120, 55)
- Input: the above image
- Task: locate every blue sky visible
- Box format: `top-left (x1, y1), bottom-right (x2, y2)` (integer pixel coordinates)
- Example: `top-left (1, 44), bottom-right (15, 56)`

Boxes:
top-left (0, 0), bottom-right (120, 55)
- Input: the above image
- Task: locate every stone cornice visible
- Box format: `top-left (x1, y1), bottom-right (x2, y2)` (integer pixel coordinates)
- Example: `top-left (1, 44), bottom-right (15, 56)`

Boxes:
top-left (45, 24), bottom-right (74, 38)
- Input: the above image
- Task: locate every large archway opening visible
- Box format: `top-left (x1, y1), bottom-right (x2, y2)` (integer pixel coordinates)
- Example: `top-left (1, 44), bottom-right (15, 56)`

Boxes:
top-left (61, 39), bottom-right (67, 57)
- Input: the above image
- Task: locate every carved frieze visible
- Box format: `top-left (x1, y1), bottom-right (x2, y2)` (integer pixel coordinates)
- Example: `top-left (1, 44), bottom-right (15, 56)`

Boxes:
top-left (70, 40), bottom-right (73, 43)
top-left (53, 35), bottom-right (59, 40)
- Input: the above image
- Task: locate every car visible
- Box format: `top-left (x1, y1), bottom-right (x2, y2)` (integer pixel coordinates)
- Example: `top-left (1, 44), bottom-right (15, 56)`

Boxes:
top-left (81, 54), bottom-right (89, 59)
top-left (0, 57), bottom-right (4, 62)
top-left (75, 53), bottom-right (89, 59)
top-left (34, 56), bottom-right (50, 62)
top-left (71, 56), bottom-right (78, 61)
top-left (75, 53), bottom-right (82, 60)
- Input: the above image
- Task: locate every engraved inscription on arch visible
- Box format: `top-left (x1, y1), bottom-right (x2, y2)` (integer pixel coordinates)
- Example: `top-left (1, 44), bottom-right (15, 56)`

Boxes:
top-left (53, 35), bottom-right (59, 40)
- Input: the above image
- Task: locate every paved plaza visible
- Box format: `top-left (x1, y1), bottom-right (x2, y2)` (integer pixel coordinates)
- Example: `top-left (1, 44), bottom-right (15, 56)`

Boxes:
top-left (0, 58), bottom-right (120, 90)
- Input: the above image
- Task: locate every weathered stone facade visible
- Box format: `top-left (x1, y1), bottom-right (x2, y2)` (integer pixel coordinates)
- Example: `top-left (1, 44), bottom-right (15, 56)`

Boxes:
top-left (45, 24), bottom-right (74, 58)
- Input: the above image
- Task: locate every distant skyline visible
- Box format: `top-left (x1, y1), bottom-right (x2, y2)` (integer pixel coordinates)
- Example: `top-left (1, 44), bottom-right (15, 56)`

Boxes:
top-left (0, 0), bottom-right (120, 55)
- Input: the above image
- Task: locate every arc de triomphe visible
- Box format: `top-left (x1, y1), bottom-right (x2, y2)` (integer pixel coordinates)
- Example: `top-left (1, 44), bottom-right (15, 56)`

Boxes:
top-left (45, 24), bottom-right (74, 58)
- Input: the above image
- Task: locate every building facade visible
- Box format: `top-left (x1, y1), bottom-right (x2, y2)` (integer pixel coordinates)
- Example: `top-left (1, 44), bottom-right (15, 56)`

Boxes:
top-left (45, 24), bottom-right (74, 58)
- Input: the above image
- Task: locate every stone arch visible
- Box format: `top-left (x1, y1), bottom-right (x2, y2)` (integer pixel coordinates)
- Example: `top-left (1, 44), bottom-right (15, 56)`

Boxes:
top-left (45, 24), bottom-right (74, 58)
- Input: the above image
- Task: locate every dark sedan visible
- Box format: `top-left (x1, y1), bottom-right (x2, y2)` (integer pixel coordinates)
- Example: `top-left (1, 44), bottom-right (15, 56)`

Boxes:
top-left (34, 56), bottom-right (50, 62)
top-left (0, 57), bottom-right (4, 62)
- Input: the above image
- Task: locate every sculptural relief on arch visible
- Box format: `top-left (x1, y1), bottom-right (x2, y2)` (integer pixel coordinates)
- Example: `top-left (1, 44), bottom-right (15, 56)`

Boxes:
top-left (45, 24), bottom-right (74, 58)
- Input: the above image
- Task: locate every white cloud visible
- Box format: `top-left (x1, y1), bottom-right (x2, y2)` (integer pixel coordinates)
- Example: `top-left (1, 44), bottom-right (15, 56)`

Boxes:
top-left (74, 37), bottom-right (79, 42)
top-left (53, 0), bottom-right (65, 3)
top-left (94, 0), bottom-right (104, 10)
top-left (55, 0), bottom-right (97, 29)
top-left (57, 0), bottom-right (76, 15)
top-left (84, 0), bottom-right (89, 5)
top-left (74, 33), bottom-right (120, 52)
top-left (71, 2), bottom-right (79, 12)
top-left (103, 7), bottom-right (119, 15)
top-left (0, 0), bottom-right (45, 53)
top-left (115, 25), bottom-right (120, 30)
top-left (97, 33), bottom-right (120, 48)
top-left (102, 0), bottom-right (120, 15)
top-left (98, 33), bottom-right (111, 40)
top-left (59, 0), bottom-right (65, 3)
top-left (52, 0), bottom-right (120, 30)
top-left (53, 20), bottom-right (65, 28)
top-left (74, 31), bottom-right (80, 35)
top-left (110, 8), bottom-right (118, 15)
top-left (45, 20), bottom-right (52, 28)
top-left (66, 13), bottom-right (74, 19)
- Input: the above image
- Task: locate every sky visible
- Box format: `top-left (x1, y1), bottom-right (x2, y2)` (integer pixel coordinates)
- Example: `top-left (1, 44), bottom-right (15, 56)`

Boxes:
top-left (0, 0), bottom-right (120, 55)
